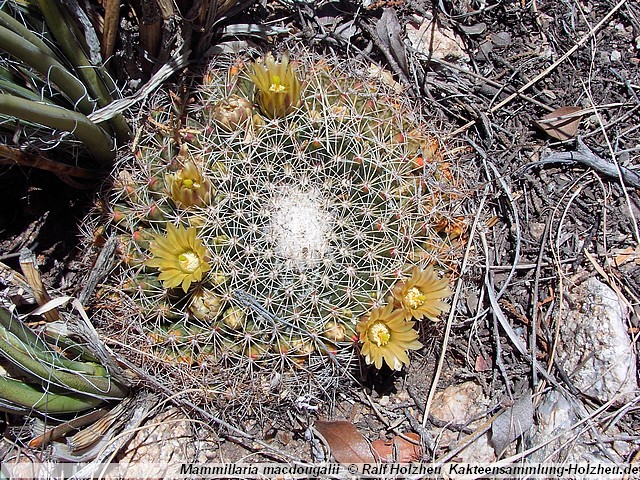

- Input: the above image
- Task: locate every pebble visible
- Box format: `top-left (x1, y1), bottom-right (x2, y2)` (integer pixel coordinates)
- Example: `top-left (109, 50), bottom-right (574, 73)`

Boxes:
top-left (556, 277), bottom-right (637, 404)
top-left (430, 382), bottom-right (496, 463)
top-left (530, 390), bottom-right (622, 472)
top-left (406, 15), bottom-right (470, 63)
top-left (117, 409), bottom-right (197, 464)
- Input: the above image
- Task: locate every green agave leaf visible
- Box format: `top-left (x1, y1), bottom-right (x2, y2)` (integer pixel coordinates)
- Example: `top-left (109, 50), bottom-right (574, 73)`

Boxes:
top-left (0, 375), bottom-right (103, 414)
top-left (35, 0), bottom-right (130, 142)
top-left (0, 308), bottom-right (127, 400)
top-left (0, 94), bottom-right (114, 165)
top-left (0, 8), bottom-right (59, 61)
top-left (0, 23), bottom-right (97, 115)
top-left (0, 330), bottom-right (128, 400)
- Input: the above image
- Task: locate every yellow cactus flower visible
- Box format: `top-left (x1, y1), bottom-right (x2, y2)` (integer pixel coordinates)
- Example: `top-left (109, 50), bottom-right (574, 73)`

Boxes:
top-left (147, 224), bottom-right (211, 293)
top-left (392, 266), bottom-right (452, 322)
top-left (356, 304), bottom-right (422, 371)
top-left (166, 160), bottom-right (212, 208)
top-left (248, 52), bottom-right (301, 118)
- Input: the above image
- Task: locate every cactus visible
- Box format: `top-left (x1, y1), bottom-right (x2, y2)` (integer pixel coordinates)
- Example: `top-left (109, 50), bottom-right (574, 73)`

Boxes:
top-left (92, 50), bottom-right (470, 410)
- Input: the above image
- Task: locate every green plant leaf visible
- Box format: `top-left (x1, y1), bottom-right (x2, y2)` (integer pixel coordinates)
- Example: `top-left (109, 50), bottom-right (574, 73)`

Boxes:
top-left (0, 23), bottom-right (97, 115)
top-left (0, 375), bottom-right (103, 414)
top-left (0, 94), bottom-right (115, 165)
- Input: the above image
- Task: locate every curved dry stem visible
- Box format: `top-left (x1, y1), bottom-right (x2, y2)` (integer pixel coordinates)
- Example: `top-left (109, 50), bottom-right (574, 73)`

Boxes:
top-left (0, 144), bottom-right (98, 182)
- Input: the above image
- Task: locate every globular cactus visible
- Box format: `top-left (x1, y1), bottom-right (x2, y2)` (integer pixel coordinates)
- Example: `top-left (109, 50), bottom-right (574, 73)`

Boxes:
top-left (92, 50), bottom-right (470, 411)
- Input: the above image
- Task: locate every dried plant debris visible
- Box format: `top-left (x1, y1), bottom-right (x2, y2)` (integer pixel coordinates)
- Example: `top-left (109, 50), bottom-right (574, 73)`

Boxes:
top-left (314, 419), bottom-right (376, 464)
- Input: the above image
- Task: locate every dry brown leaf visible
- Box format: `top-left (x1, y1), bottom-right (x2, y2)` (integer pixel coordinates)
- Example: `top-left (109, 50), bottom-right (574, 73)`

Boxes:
top-left (475, 354), bottom-right (491, 372)
top-left (372, 432), bottom-right (422, 462)
top-left (315, 420), bottom-right (376, 464)
top-left (394, 432), bottom-right (422, 462)
top-left (489, 393), bottom-right (533, 457)
top-left (535, 106), bottom-right (583, 141)
top-left (612, 246), bottom-right (640, 266)
top-left (371, 439), bottom-right (393, 462)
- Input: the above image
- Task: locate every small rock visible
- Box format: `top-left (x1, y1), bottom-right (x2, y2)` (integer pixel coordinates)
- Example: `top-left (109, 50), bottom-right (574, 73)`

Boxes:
top-left (537, 13), bottom-right (554, 30)
top-left (556, 277), bottom-right (637, 404)
top-left (459, 23), bottom-right (486, 36)
top-left (528, 222), bottom-right (546, 241)
top-left (461, 434), bottom-right (496, 463)
top-left (491, 31), bottom-right (512, 48)
top-left (613, 439), bottom-right (632, 458)
top-left (430, 382), bottom-right (495, 463)
top-left (477, 40), bottom-right (493, 61)
top-left (117, 409), bottom-right (197, 464)
top-left (431, 382), bottom-right (487, 424)
top-left (530, 390), bottom-right (622, 468)
top-left (600, 51), bottom-right (612, 65)
top-left (610, 50), bottom-right (622, 62)
top-left (406, 15), bottom-right (470, 63)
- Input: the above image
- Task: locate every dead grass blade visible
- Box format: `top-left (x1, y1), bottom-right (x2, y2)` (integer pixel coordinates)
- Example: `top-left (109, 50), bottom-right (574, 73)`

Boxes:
top-left (102, 0), bottom-right (120, 60)
top-left (422, 186), bottom-right (489, 427)
top-left (0, 145), bottom-right (98, 184)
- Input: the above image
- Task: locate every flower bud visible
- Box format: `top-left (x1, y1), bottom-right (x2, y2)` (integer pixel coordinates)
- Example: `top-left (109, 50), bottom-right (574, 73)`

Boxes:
top-left (248, 53), bottom-right (301, 119)
top-left (166, 160), bottom-right (212, 208)
top-left (222, 306), bottom-right (246, 329)
top-left (212, 95), bottom-right (253, 130)
top-left (190, 288), bottom-right (223, 321)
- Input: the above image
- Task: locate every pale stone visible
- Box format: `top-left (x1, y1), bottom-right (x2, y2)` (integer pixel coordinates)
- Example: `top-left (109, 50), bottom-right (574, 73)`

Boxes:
top-left (431, 381), bottom-right (487, 425)
top-left (430, 382), bottom-right (496, 464)
top-left (459, 433), bottom-right (496, 464)
top-left (406, 16), bottom-right (470, 63)
top-left (556, 278), bottom-right (637, 403)
top-left (530, 390), bottom-right (622, 473)
top-left (117, 409), bottom-right (196, 464)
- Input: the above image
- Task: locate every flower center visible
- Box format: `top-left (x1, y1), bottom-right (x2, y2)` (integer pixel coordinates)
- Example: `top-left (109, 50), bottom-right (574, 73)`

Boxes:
top-left (368, 321), bottom-right (391, 347)
top-left (269, 75), bottom-right (287, 93)
top-left (181, 178), bottom-right (200, 190)
top-left (178, 251), bottom-right (201, 273)
top-left (405, 287), bottom-right (427, 309)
